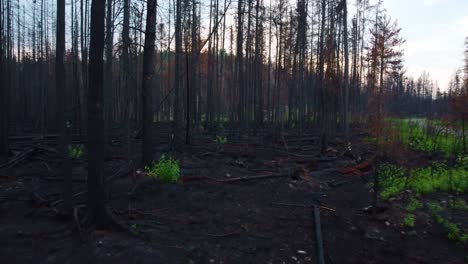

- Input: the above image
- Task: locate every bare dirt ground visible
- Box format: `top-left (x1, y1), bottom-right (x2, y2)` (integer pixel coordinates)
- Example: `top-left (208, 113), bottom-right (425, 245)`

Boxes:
top-left (0, 126), bottom-right (466, 263)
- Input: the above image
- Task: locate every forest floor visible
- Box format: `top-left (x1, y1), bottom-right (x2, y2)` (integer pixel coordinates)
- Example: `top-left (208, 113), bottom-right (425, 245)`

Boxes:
top-left (0, 124), bottom-right (466, 264)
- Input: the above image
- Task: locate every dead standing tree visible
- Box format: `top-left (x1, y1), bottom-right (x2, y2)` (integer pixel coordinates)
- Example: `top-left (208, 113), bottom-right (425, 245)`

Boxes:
top-left (87, 0), bottom-right (118, 228)
top-left (141, 0), bottom-right (157, 165)
top-left (56, 0), bottom-right (73, 216)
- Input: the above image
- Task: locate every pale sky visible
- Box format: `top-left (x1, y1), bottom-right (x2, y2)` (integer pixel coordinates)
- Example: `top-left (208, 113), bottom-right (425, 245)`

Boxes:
top-left (383, 0), bottom-right (468, 91)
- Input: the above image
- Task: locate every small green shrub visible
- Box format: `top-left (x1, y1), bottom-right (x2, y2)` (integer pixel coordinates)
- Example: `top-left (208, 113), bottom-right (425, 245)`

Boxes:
top-left (410, 163), bottom-right (468, 194)
top-left (378, 163), bottom-right (406, 200)
top-left (403, 214), bottom-right (415, 227)
top-left (145, 155), bottom-right (180, 183)
top-left (450, 198), bottom-right (468, 211)
top-left (406, 198), bottom-right (423, 212)
top-left (131, 223), bottom-right (139, 230)
top-left (444, 222), bottom-right (462, 241)
top-left (427, 200), bottom-right (467, 244)
top-left (378, 161), bottom-right (467, 199)
top-left (215, 135), bottom-right (228, 144)
top-left (428, 201), bottom-right (443, 214)
top-left (68, 144), bottom-right (84, 159)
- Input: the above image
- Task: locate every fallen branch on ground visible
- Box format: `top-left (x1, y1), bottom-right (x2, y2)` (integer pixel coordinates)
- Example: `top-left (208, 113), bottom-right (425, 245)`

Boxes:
top-left (181, 173), bottom-right (290, 184)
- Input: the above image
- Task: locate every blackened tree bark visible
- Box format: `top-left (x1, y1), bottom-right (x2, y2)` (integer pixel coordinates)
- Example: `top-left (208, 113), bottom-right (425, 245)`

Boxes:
top-left (80, 0), bottom-right (89, 134)
top-left (189, 0), bottom-right (200, 140)
top-left (56, 0), bottom-right (72, 216)
top-left (104, 0), bottom-right (113, 125)
top-left (122, 0), bottom-right (131, 159)
top-left (0, 0), bottom-right (8, 163)
top-left (173, 0), bottom-right (182, 146)
top-left (236, 0), bottom-right (244, 129)
top-left (318, 0), bottom-right (327, 154)
top-left (343, 0), bottom-right (350, 140)
top-left (88, 0), bottom-right (114, 227)
top-left (141, 0), bottom-right (157, 165)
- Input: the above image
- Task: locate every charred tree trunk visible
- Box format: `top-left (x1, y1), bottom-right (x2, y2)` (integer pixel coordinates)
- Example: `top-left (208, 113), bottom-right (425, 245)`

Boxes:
top-left (104, 0), bottom-right (113, 128)
top-left (122, 0), bottom-right (131, 159)
top-left (0, 0), bottom-right (8, 162)
top-left (80, 0), bottom-right (89, 134)
top-left (141, 0), bottom-right (157, 165)
top-left (343, 0), bottom-right (350, 140)
top-left (236, 0), bottom-right (244, 130)
top-left (87, 0), bottom-right (113, 227)
top-left (56, 0), bottom-right (72, 216)
top-left (173, 0), bottom-right (182, 146)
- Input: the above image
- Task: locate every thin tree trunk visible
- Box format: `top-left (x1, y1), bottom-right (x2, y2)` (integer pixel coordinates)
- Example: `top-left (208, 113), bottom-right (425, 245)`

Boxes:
top-left (56, 0), bottom-right (72, 216)
top-left (88, 0), bottom-right (113, 227)
top-left (343, 0), bottom-right (350, 140)
top-left (173, 0), bottom-right (182, 146)
top-left (141, 0), bottom-right (157, 165)
top-left (80, 0), bottom-right (88, 134)
top-left (0, 0), bottom-right (8, 162)
top-left (104, 0), bottom-right (113, 128)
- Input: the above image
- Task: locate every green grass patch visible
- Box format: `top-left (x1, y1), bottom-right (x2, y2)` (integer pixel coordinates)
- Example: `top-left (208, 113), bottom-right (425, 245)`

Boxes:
top-left (215, 135), bottom-right (228, 144)
top-left (68, 144), bottom-right (84, 159)
top-left (145, 155), bottom-right (180, 183)
top-left (406, 198), bottom-right (423, 212)
top-left (410, 163), bottom-right (468, 194)
top-left (393, 118), bottom-right (463, 155)
top-left (427, 201), bottom-right (468, 243)
top-left (403, 214), bottom-right (415, 227)
top-left (378, 163), bottom-right (407, 200)
top-left (378, 161), bottom-right (467, 200)
top-left (449, 198), bottom-right (468, 211)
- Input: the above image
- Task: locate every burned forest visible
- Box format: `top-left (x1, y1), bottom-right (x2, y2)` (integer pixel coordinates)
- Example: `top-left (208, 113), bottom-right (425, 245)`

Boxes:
top-left (0, 0), bottom-right (467, 263)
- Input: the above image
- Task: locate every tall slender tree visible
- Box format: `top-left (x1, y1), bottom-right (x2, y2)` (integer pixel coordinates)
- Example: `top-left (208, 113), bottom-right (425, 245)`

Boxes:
top-left (87, 0), bottom-right (113, 227)
top-left (342, 0), bottom-right (350, 140)
top-left (141, 0), bottom-right (157, 165)
top-left (173, 0), bottom-right (182, 146)
top-left (56, 0), bottom-right (72, 216)
top-left (0, 0), bottom-right (7, 162)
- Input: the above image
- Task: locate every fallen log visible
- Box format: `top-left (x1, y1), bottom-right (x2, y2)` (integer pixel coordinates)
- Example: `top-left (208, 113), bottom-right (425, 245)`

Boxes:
top-left (0, 148), bottom-right (35, 169)
top-left (181, 173), bottom-right (290, 184)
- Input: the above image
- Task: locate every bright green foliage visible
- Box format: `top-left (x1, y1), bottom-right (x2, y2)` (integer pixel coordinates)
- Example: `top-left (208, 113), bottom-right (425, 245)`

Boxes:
top-left (378, 163), bottom-right (407, 200)
top-left (215, 135), bottom-right (228, 144)
top-left (428, 201), bottom-right (443, 215)
top-left (445, 222), bottom-right (462, 241)
top-left (394, 119), bottom-right (463, 155)
top-left (406, 198), bottom-right (423, 212)
top-left (410, 163), bottom-right (468, 194)
top-left (403, 214), bottom-right (415, 227)
top-left (450, 198), bottom-right (468, 211)
top-left (68, 144), bottom-right (84, 159)
top-left (428, 201), bottom-right (467, 244)
top-left (378, 161), bottom-right (467, 199)
top-left (145, 155), bottom-right (180, 183)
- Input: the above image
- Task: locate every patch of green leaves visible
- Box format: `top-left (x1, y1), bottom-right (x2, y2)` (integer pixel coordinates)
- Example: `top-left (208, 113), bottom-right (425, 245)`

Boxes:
top-left (406, 198), bottom-right (423, 212)
top-left (215, 135), bottom-right (228, 145)
top-left (427, 200), bottom-right (467, 244)
top-left (403, 214), bottom-right (415, 227)
top-left (68, 144), bottom-right (84, 159)
top-left (449, 198), bottom-right (468, 211)
top-left (378, 161), bottom-right (467, 199)
top-left (394, 119), bottom-right (463, 156)
top-left (144, 155), bottom-right (180, 183)
top-left (378, 163), bottom-right (407, 200)
top-left (410, 163), bottom-right (468, 194)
